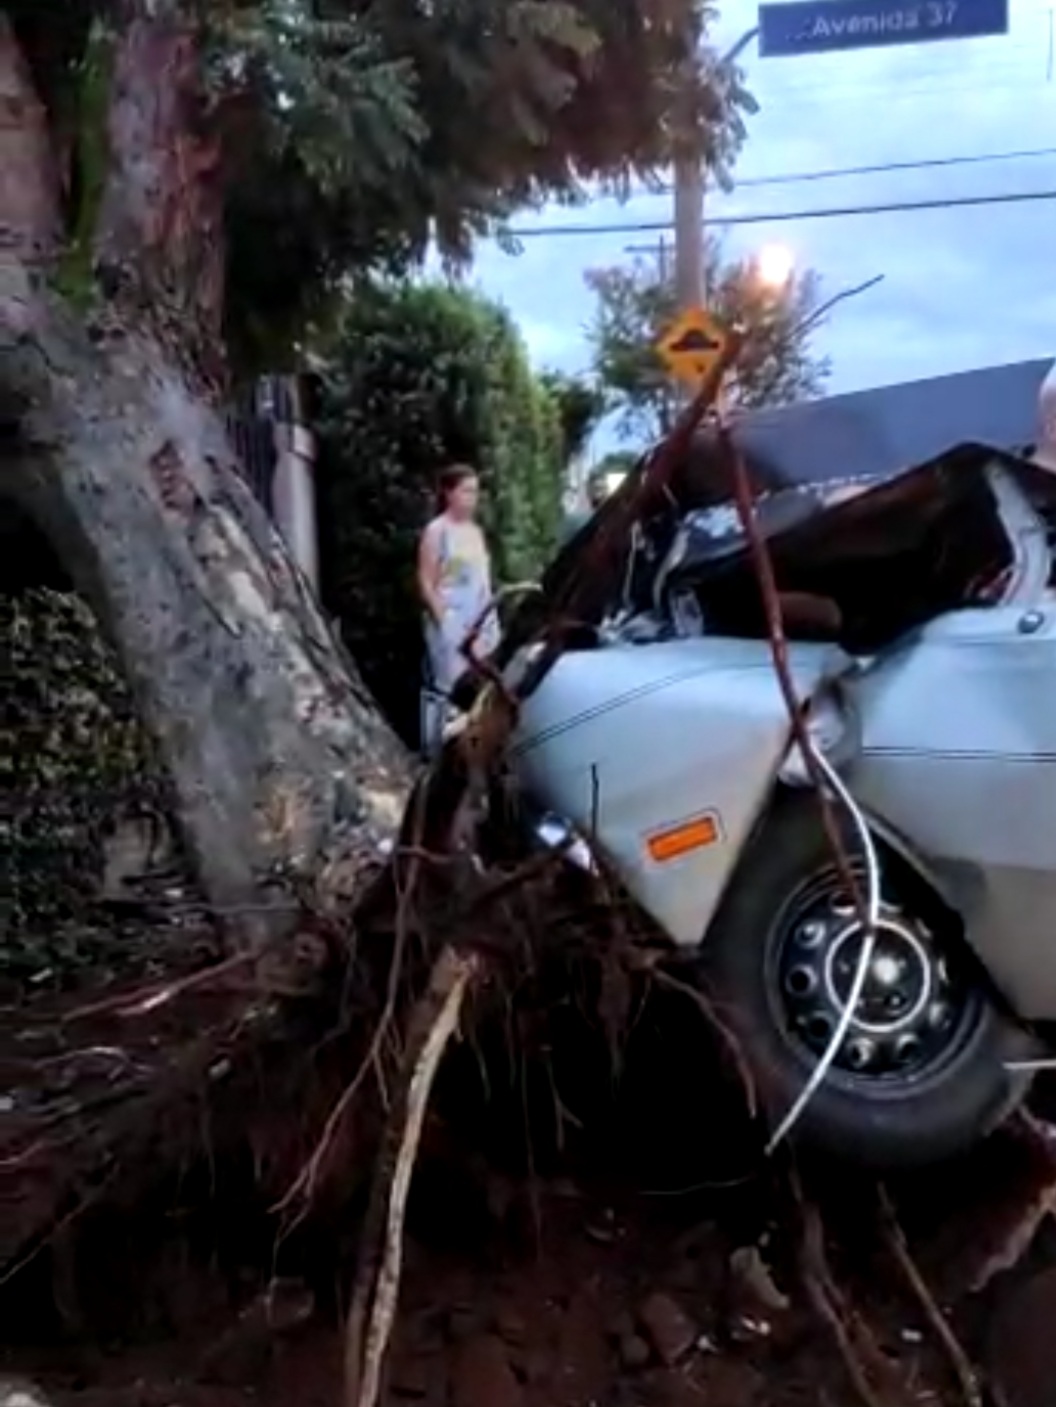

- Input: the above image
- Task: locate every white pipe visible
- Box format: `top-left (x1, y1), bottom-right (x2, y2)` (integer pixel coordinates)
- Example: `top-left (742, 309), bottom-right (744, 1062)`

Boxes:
top-left (765, 748), bottom-right (882, 1155)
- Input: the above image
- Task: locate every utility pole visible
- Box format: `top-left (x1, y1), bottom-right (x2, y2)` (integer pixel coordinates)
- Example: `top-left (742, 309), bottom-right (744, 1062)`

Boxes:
top-left (673, 1), bottom-right (705, 314)
top-left (674, 154), bottom-right (705, 310)
top-left (672, 22), bottom-right (760, 313)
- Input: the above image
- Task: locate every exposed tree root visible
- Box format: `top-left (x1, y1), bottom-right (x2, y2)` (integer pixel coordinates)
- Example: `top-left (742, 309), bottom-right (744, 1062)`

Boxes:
top-left (272, 834), bottom-right (424, 1225)
top-left (60, 948), bottom-right (261, 1024)
top-left (342, 945), bottom-right (480, 1407)
top-left (652, 968), bottom-right (758, 1118)
top-left (790, 1169), bottom-right (903, 1407)
top-left (877, 1184), bottom-right (983, 1407)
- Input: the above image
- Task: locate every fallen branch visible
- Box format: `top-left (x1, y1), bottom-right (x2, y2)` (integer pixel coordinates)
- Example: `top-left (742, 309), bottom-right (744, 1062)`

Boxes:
top-left (718, 424), bottom-right (866, 921)
top-left (343, 945), bottom-right (481, 1407)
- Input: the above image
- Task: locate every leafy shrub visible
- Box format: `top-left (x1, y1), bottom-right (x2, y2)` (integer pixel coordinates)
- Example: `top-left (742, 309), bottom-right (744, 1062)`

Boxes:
top-left (314, 281), bottom-right (565, 745)
top-left (2, 590), bottom-right (166, 974)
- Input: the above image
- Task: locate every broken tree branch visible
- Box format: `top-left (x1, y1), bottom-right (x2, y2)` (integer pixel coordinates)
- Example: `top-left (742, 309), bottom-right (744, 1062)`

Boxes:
top-left (343, 945), bottom-right (481, 1407)
top-left (718, 424), bottom-right (867, 923)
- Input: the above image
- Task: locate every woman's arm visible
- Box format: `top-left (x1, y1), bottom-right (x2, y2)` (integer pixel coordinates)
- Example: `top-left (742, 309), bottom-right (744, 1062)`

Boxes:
top-left (417, 521), bottom-right (445, 624)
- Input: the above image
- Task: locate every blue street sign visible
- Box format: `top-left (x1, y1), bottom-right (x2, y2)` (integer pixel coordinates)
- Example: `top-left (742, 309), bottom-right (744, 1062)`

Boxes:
top-left (758, 0), bottom-right (1009, 56)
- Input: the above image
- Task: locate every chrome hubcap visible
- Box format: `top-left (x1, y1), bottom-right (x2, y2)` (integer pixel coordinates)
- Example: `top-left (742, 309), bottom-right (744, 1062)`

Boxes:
top-left (776, 892), bottom-right (965, 1078)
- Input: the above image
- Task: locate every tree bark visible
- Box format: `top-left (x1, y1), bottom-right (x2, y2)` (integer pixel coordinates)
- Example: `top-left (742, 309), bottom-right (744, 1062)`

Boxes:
top-left (1, 6), bottom-right (412, 921)
top-left (0, 13), bottom-right (61, 269)
top-left (94, 0), bottom-right (227, 385)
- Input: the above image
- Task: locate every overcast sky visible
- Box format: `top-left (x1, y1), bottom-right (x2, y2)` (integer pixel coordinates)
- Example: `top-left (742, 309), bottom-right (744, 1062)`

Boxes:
top-left (465, 0), bottom-right (1056, 449)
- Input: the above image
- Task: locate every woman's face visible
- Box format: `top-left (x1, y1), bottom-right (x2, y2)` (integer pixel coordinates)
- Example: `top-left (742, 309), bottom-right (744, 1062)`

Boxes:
top-left (447, 473), bottom-right (480, 520)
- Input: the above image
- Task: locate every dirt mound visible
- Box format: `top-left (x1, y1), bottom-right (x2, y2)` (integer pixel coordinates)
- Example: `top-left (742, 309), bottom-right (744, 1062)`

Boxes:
top-left (0, 1182), bottom-right (908, 1407)
top-left (6, 874), bottom-right (1056, 1407)
top-left (985, 1264), bottom-right (1056, 1407)
top-left (7, 986), bottom-right (1056, 1407)
top-left (9, 1161), bottom-right (1056, 1407)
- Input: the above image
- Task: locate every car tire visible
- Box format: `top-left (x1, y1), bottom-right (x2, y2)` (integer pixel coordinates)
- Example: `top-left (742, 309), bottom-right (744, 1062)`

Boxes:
top-left (696, 790), bottom-right (1034, 1170)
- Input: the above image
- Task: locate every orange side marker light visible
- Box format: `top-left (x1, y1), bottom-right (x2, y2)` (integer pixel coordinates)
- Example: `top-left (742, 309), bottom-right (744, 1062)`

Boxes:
top-left (646, 813), bottom-right (720, 864)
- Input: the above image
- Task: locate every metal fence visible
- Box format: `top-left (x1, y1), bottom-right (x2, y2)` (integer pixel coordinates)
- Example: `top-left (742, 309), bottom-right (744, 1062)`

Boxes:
top-left (226, 374), bottom-right (314, 519)
top-left (226, 410), bottom-right (278, 516)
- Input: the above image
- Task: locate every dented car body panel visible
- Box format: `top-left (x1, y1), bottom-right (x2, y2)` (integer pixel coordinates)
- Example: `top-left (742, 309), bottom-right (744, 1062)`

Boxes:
top-left (507, 362), bottom-right (1056, 1015)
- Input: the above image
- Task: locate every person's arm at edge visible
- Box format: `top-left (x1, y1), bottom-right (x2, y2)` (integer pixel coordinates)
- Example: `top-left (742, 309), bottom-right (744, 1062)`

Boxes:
top-left (417, 521), bottom-right (444, 625)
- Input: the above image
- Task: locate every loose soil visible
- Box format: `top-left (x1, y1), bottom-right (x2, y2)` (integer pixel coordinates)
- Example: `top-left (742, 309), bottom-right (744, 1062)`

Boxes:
top-left (6, 921), bottom-right (1056, 1407)
top-left (8, 1159), bottom-right (1056, 1407)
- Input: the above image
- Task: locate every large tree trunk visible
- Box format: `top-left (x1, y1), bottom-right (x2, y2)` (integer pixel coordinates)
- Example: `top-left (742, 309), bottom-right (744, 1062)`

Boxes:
top-left (0, 12), bottom-right (61, 266)
top-left (1, 4), bottom-right (411, 919)
top-left (93, 1), bottom-right (227, 385)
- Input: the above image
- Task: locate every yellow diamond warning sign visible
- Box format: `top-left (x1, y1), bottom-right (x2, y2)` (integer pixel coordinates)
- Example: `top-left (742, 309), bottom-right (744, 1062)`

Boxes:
top-left (656, 306), bottom-right (730, 387)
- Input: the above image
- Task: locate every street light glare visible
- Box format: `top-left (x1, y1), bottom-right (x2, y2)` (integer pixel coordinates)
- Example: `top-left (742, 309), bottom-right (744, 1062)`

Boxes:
top-left (755, 243), bottom-right (795, 290)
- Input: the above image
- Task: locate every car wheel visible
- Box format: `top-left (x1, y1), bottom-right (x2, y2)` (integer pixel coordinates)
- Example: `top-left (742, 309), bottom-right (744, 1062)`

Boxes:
top-left (697, 791), bottom-right (1033, 1169)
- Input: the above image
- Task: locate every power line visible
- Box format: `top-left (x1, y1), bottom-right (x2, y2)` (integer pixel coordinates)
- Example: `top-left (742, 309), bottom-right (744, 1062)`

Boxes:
top-left (508, 187), bottom-right (1056, 238)
top-left (650, 145), bottom-right (1056, 192)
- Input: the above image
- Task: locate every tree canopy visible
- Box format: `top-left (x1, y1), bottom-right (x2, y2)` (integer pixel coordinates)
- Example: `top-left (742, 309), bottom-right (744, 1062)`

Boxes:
top-left (7, 0), bottom-right (755, 374)
top-left (586, 246), bottom-right (832, 441)
top-left (0, 0), bottom-right (757, 905)
top-left (539, 369), bottom-right (606, 467)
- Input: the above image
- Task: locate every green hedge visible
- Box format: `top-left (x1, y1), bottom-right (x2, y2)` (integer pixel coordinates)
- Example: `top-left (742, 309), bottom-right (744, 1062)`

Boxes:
top-left (2, 590), bottom-right (166, 975)
top-left (314, 281), bottom-right (565, 745)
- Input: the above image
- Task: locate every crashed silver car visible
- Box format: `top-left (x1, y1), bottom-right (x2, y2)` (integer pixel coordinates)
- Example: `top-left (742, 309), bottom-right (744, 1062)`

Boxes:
top-left (499, 359), bottom-right (1056, 1170)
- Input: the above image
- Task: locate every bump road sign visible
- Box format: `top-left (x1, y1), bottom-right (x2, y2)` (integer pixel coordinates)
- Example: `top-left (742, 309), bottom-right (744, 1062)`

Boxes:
top-left (656, 307), bottom-right (731, 388)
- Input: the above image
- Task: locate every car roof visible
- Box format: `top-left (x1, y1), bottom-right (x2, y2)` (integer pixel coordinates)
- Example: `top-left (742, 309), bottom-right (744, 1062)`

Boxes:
top-left (688, 357), bottom-right (1053, 494)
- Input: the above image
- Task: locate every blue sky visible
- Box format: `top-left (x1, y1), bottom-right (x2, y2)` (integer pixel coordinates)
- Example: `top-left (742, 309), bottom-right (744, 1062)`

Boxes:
top-left (464, 0), bottom-right (1056, 451)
